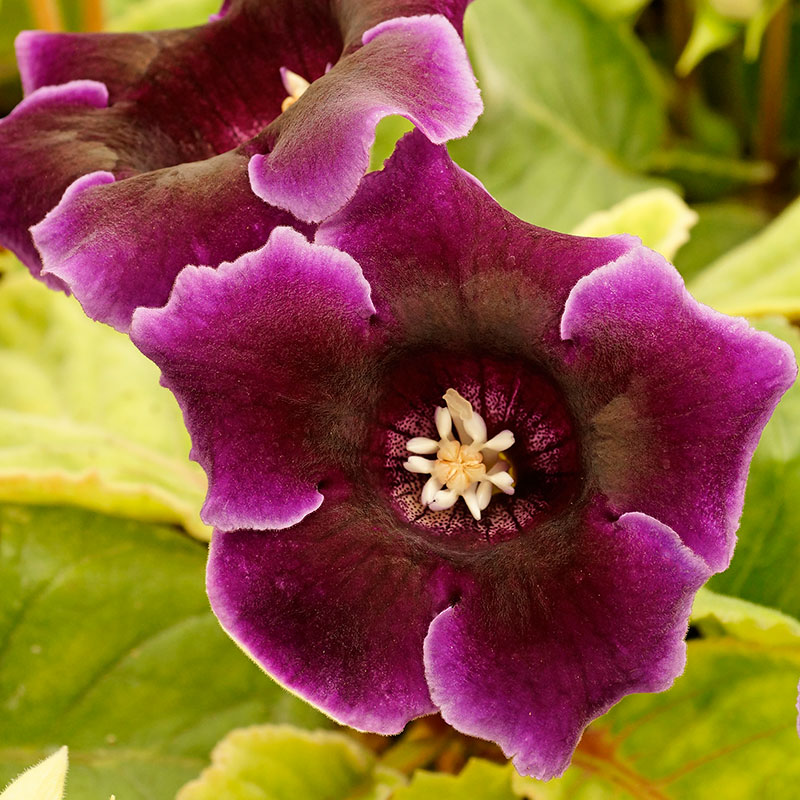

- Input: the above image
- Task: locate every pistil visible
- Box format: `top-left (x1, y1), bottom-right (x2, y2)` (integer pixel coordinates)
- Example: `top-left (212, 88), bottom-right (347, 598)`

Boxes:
top-left (403, 389), bottom-right (515, 520)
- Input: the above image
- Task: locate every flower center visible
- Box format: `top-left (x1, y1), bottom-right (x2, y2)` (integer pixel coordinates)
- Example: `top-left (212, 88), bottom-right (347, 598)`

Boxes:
top-left (403, 389), bottom-right (515, 520)
top-left (372, 352), bottom-right (581, 549)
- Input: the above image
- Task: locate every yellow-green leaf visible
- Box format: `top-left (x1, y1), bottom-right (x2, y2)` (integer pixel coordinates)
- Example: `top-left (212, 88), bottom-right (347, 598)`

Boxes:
top-left (692, 588), bottom-right (800, 646)
top-left (394, 759), bottom-right (518, 800)
top-left (689, 196), bottom-right (800, 318)
top-left (177, 726), bottom-right (405, 800)
top-left (0, 747), bottom-right (67, 800)
top-left (572, 188), bottom-right (698, 260)
top-left (0, 269), bottom-right (209, 539)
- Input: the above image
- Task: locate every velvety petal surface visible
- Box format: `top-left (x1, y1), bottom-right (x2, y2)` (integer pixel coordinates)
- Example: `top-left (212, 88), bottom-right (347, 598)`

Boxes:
top-left (11, 7), bottom-right (478, 327)
top-left (0, 81), bottom-right (115, 286)
top-left (248, 15), bottom-right (482, 222)
top-left (131, 227), bottom-right (374, 530)
top-left (424, 505), bottom-right (709, 780)
top-left (321, 133), bottom-right (797, 574)
top-left (33, 158), bottom-right (308, 332)
top-left (16, 29), bottom-right (193, 97)
top-left (207, 493), bottom-right (458, 733)
top-left (6, 0), bottom-right (338, 296)
top-left (317, 132), bottom-right (635, 353)
top-left (560, 246), bottom-right (797, 572)
top-left (17, 1), bottom-right (340, 115)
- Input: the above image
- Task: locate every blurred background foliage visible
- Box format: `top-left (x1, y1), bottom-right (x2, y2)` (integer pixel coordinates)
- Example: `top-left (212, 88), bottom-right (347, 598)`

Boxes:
top-left (2, 0), bottom-right (800, 797)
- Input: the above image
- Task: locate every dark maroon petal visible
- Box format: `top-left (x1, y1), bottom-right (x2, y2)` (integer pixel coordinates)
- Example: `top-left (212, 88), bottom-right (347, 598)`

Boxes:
top-left (10, 9), bottom-right (477, 325)
top-left (33, 157), bottom-right (309, 332)
top-left (207, 495), bottom-right (458, 733)
top-left (3, 1), bottom-right (339, 293)
top-left (220, 0), bottom-right (472, 44)
top-left (560, 245), bottom-right (797, 573)
top-left (15, 29), bottom-right (191, 97)
top-left (130, 227), bottom-right (374, 531)
top-left (424, 505), bottom-right (709, 780)
top-left (18, 3), bottom-right (339, 117)
top-left (317, 132), bottom-right (635, 352)
top-left (0, 81), bottom-right (113, 286)
top-left (248, 15), bottom-right (482, 222)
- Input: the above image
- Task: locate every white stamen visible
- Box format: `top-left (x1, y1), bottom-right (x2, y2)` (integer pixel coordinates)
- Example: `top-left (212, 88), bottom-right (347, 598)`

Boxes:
top-left (483, 430), bottom-right (515, 453)
top-left (403, 388), bottom-right (515, 517)
top-left (463, 412), bottom-right (487, 446)
top-left (462, 485), bottom-right (482, 520)
top-left (435, 406), bottom-right (453, 440)
top-left (429, 488), bottom-right (459, 511)
top-left (280, 67), bottom-right (311, 112)
top-left (421, 476), bottom-right (443, 506)
top-left (476, 481), bottom-right (493, 510)
top-left (404, 456), bottom-right (433, 474)
top-left (487, 467), bottom-right (515, 494)
top-left (407, 437), bottom-right (439, 454)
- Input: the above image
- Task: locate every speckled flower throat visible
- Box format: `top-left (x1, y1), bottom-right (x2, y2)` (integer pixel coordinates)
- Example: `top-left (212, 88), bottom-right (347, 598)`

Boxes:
top-left (373, 353), bottom-right (581, 546)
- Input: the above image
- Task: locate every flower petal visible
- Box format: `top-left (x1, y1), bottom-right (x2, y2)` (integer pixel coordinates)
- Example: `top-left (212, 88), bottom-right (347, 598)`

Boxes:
top-left (248, 15), bottom-right (482, 222)
top-left (16, 29), bottom-right (186, 96)
top-left (221, 0), bottom-right (473, 44)
top-left (15, 13), bottom-right (478, 328)
top-left (317, 132), bottom-right (635, 350)
top-left (423, 505), bottom-right (709, 780)
top-left (560, 245), bottom-right (797, 572)
top-left (33, 156), bottom-right (307, 332)
top-left (4, 1), bottom-right (340, 300)
top-left (0, 80), bottom-right (110, 285)
top-left (207, 498), bottom-right (457, 733)
top-left (131, 227), bottom-right (374, 531)
top-left (16, 4), bottom-right (339, 121)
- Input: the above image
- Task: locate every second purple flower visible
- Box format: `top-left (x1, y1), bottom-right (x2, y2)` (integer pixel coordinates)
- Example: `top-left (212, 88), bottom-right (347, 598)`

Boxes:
top-left (0, 0), bottom-right (481, 331)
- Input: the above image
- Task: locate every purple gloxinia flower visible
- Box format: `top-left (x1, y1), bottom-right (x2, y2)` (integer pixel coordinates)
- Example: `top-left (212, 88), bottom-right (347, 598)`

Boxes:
top-left (0, 0), bottom-right (481, 332)
top-left (131, 133), bottom-right (796, 780)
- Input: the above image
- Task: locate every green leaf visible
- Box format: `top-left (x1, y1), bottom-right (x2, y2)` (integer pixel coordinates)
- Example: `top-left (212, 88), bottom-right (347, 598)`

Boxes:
top-left (572, 188), bottom-right (698, 261)
top-left (514, 636), bottom-right (800, 798)
top-left (0, 504), bottom-right (329, 800)
top-left (177, 726), bottom-right (404, 800)
top-left (394, 759), bottom-right (518, 800)
top-left (688, 196), bottom-right (800, 318)
top-left (676, 0), bottom-right (787, 71)
top-left (743, 0), bottom-right (787, 60)
top-left (0, 0), bottom-right (29, 103)
top-left (672, 202), bottom-right (767, 282)
top-left (450, 0), bottom-right (669, 232)
top-left (709, 317), bottom-right (800, 618)
top-left (0, 269), bottom-right (209, 539)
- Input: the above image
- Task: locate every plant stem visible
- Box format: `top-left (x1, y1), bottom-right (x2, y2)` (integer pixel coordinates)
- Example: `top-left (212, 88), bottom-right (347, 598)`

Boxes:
top-left (82, 0), bottom-right (104, 31)
top-left (755, 1), bottom-right (791, 163)
top-left (665, 0), bottom-right (696, 135)
top-left (26, 0), bottom-right (63, 31)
